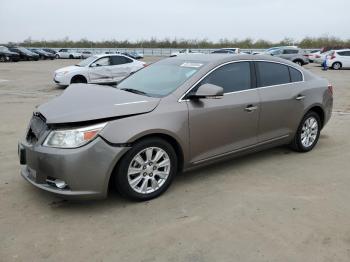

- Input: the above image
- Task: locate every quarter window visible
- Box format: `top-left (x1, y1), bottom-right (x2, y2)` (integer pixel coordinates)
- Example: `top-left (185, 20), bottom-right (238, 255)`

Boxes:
top-left (289, 67), bottom-right (303, 82)
top-left (256, 62), bottom-right (290, 87)
top-left (197, 62), bottom-right (251, 93)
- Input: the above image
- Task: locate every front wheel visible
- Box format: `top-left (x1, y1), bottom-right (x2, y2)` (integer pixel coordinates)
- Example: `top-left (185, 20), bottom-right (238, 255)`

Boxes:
top-left (290, 111), bottom-right (321, 152)
top-left (332, 62), bottom-right (342, 70)
top-left (115, 138), bottom-right (178, 201)
top-left (0, 55), bottom-right (6, 62)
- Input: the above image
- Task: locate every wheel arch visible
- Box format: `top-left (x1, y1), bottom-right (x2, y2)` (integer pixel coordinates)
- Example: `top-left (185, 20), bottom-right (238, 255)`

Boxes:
top-left (70, 74), bottom-right (88, 84)
top-left (305, 105), bottom-right (325, 128)
top-left (107, 132), bottom-right (185, 193)
top-left (332, 61), bottom-right (342, 68)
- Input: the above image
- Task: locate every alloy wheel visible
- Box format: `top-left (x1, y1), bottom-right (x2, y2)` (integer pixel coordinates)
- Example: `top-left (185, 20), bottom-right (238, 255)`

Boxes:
top-left (127, 147), bottom-right (171, 194)
top-left (300, 116), bottom-right (318, 148)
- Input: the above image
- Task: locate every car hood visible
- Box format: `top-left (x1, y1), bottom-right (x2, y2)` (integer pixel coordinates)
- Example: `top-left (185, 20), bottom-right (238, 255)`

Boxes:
top-left (38, 84), bottom-right (160, 124)
top-left (55, 65), bottom-right (82, 74)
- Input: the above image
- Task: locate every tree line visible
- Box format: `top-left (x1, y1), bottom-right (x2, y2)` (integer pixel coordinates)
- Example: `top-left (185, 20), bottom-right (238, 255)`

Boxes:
top-left (10, 36), bottom-right (350, 49)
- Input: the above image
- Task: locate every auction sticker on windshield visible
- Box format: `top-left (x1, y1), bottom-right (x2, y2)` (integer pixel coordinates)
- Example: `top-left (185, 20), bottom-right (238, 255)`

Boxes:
top-left (180, 62), bottom-right (203, 68)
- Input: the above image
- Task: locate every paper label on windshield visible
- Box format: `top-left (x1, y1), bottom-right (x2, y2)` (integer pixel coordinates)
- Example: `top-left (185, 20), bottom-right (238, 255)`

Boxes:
top-left (180, 62), bottom-right (203, 68)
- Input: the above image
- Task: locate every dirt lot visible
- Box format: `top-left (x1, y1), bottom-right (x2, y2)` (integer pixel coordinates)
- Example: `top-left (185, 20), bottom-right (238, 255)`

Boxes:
top-left (0, 58), bottom-right (350, 262)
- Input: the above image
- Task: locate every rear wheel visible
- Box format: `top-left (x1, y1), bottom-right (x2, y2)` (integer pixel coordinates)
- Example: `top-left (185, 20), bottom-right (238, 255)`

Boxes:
top-left (69, 54), bottom-right (74, 59)
top-left (290, 111), bottom-right (321, 152)
top-left (114, 138), bottom-right (178, 201)
top-left (332, 62), bottom-right (342, 70)
top-left (293, 60), bottom-right (303, 66)
top-left (0, 55), bottom-right (6, 62)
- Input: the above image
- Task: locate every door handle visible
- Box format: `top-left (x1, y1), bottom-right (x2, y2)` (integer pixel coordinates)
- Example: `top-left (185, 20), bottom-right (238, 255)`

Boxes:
top-left (296, 94), bottom-right (305, 100)
top-left (245, 105), bottom-right (258, 112)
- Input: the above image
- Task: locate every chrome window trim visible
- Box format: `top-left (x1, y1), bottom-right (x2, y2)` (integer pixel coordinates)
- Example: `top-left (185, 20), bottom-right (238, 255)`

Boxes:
top-left (178, 59), bottom-right (305, 102)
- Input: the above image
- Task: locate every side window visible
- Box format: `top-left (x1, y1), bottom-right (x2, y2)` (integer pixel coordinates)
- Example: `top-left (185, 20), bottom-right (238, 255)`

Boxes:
top-left (289, 67), bottom-right (303, 82)
top-left (111, 56), bottom-right (133, 65)
top-left (257, 62), bottom-right (290, 87)
top-left (92, 57), bottom-right (110, 67)
top-left (337, 51), bottom-right (346, 56)
top-left (198, 62), bottom-right (251, 93)
top-left (283, 49), bottom-right (299, 54)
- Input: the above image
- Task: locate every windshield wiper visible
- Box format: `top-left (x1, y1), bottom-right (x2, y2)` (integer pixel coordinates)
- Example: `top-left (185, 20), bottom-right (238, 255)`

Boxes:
top-left (120, 88), bottom-right (149, 96)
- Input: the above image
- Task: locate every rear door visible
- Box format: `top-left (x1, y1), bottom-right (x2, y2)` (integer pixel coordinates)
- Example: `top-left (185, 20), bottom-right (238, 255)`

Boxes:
top-left (88, 56), bottom-right (113, 83)
top-left (280, 49), bottom-right (299, 61)
top-left (110, 55), bottom-right (134, 82)
top-left (186, 61), bottom-right (260, 163)
top-left (255, 61), bottom-right (305, 142)
top-left (338, 51), bottom-right (350, 67)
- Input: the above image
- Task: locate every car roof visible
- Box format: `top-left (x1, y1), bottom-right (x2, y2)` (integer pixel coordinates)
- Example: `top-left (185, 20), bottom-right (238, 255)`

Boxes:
top-left (168, 54), bottom-right (299, 67)
top-left (335, 49), bottom-right (350, 52)
top-left (93, 53), bottom-right (131, 58)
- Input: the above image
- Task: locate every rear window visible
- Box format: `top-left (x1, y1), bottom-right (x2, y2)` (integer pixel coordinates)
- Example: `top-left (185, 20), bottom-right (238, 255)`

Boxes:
top-left (256, 62), bottom-right (290, 87)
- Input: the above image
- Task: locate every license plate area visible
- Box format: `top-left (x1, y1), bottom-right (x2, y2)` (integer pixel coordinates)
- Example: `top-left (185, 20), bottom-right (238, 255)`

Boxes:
top-left (18, 144), bottom-right (26, 165)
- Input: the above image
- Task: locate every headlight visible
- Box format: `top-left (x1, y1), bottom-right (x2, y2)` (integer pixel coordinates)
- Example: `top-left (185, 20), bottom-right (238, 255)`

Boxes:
top-left (43, 123), bottom-right (107, 148)
top-left (55, 71), bottom-right (69, 76)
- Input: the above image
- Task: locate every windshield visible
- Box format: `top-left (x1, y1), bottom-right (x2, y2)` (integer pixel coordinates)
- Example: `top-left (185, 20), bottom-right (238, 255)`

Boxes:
top-left (18, 47), bottom-right (33, 55)
top-left (0, 46), bottom-right (9, 52)
top-left (118, 60), bottom-right (204, 97)
top-left (77, 55), bottom-right (98, 67)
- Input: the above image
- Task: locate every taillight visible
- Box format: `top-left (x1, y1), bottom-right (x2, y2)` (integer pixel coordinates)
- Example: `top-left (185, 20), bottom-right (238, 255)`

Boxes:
top-left (328, 84), bottom-right (333, 96)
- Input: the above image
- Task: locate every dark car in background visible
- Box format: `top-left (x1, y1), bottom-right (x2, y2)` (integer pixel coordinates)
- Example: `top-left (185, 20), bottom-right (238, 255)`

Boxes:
top-left (30, 48), bottom-right (55, 60)
top-left (0, 45), bottom-right (20, 62)
top-left (211, 48), bottom-right (240, 54)
top-left (8, 47), bottom-right (39, 61)
top-left (122, 51), bottom-right (144, 59)
top-left (43, 48), bottom-right (57, 55)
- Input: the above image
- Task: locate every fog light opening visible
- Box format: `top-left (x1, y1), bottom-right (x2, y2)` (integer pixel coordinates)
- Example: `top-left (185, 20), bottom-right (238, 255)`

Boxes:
top-left (46, 177), bottom-right (68, 189)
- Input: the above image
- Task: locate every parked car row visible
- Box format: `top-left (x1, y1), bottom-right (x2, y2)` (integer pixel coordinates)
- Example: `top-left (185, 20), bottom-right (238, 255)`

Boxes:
top-left (0, 45), bottom-right (58, 62)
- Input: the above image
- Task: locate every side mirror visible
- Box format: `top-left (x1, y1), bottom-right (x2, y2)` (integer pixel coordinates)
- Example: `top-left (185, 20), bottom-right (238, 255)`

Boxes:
top-left (90, 63), bottom-right (101, 67)
top-left (189, 83), bottom-right (224, 99)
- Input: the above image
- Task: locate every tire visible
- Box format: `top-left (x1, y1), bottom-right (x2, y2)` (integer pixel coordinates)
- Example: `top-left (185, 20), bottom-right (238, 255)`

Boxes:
top-left (69, 54), bottom-right (74, 59)
top-left (293, 60), bottom-right (303, 66)
top-left (70, 75), bottom-right (87, 84)
top-left (290, 111), bottom-right (321, 152)
top-left (55, 54), bottom-right (59, 59)
top-left (114, 137), bottom-right (178, 201)
top-left (332, 62), bottom-right (342, 70)
top-left (0, 55), bottom-right (6, 62)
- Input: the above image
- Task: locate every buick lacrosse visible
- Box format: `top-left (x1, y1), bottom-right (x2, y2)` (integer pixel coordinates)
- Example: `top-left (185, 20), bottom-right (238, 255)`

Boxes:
top-left (19, 54), bottom-right (333, 201)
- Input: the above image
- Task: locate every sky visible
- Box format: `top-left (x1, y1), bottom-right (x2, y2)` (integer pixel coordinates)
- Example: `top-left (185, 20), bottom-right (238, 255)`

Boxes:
top-left (0, 0), bottom-right (349, 43)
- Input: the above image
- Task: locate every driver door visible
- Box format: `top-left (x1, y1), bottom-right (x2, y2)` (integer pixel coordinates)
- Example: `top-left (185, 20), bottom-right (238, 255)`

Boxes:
top-left (186, 61), bottom-right (260, 164)
top-left (88, 56), bottom-right (113, 83)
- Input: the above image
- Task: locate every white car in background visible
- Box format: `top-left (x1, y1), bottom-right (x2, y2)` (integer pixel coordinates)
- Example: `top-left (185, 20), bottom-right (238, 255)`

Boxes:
top-left (314, 50), bottom-right (332, 64)
top-left (53, 54), bottom-right (146, 86)
top-left (326, 49), bottom-right (350, 70)
top-left (55, 49), bottom-right (82, 59)
top-left (170, 49), bottom-right (202, 57)
top-left (305, 49), bottom-right (320, 63)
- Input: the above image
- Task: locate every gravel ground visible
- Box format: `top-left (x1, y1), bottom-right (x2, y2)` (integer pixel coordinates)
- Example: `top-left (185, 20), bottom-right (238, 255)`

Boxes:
top-left (0, 58), bottom-right (350, 262)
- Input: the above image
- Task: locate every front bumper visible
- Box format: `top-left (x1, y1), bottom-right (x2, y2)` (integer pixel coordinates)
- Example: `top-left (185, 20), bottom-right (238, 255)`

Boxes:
top-left (19, 137), bottom-right (129, 200)
top-left (53, 73), bottom-right (70, 86)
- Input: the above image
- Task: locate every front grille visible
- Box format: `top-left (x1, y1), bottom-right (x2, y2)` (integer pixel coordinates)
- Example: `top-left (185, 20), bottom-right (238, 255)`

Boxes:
top-left (26, 113), bottom-right (48, 144)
